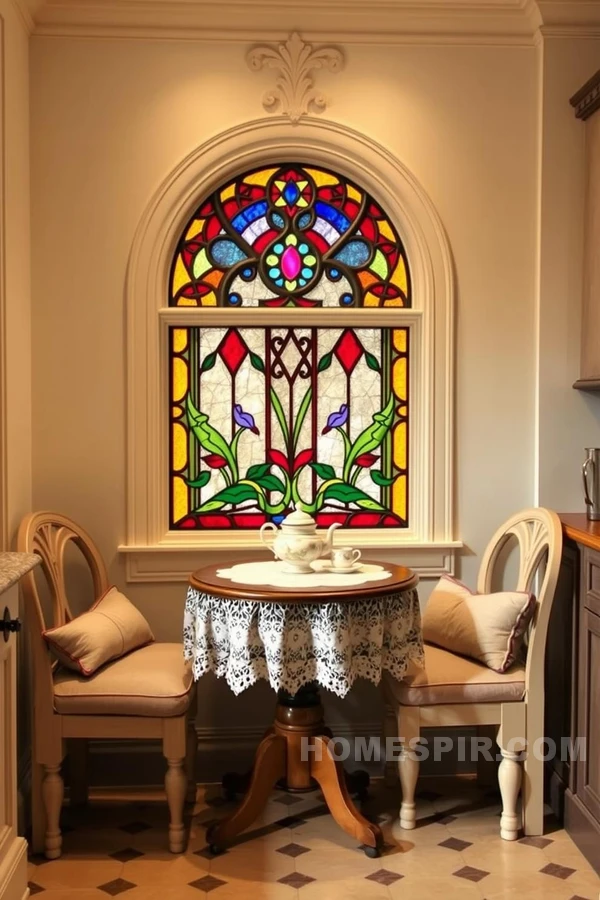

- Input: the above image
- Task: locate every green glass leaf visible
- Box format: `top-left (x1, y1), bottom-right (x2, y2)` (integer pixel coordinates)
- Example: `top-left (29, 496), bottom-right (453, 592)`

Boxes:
top-left (356, 497), bottom-right (387, 510)
top-left (186, 471), bottom-right (211, 488)
top-left (322, 482), bottom-right (385, 510)
top-left (195, 483), bottom-right (258, 512)
top-left (186, 396), bottom-right (237, 478)
top-left (317, 351), bottom-right (333, 372)
top-left (311, 462), bottom-right (337, 481)
top-left (200, 351), bottom-right (217, 373)
top-left (247, 463), bottom-right (271, 480)
top-left (270, 387), bottom-right (289, 442)
top-left (371, 470), bottom-right (395, 486)
top-left (344, 395), bottom-right (395, 479)
top-left (250, 352), bottom-right (265, 372)
top-left (292, 386), bottom-right (312, 451)
top-left (193, 499), bottom-right (225, 513)
top-left (365, 352), bottom-right (381, 372)
top-left (254, 474), bottom-right (285, 493)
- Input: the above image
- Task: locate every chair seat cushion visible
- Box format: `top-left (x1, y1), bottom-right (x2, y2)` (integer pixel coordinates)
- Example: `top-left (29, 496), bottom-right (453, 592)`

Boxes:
top-left (53, 643), bottom-right (193, 717)
top-left (386, 644), bottom-right (525, 706)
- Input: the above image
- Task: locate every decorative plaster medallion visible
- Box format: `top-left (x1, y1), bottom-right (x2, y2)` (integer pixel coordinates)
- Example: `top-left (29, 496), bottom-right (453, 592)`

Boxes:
top-left (247, 31), bottom-right (344, 124)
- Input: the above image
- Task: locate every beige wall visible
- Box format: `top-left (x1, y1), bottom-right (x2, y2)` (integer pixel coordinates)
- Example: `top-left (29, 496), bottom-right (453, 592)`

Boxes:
top-left (537, 37), bottom-right (600, 510)
top-left (29, 37), bottom-right (539, 732)
top-left (1, 0), bottom-right (31, 547)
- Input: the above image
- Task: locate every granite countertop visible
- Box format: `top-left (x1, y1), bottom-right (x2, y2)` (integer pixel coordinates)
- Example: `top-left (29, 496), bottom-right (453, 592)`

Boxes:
top-left (0, 552), bottom-right (40, 594)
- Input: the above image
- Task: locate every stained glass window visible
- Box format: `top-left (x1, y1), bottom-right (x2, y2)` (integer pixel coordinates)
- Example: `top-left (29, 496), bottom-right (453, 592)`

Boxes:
top-left (170, 164), bottom-right (411, 309)
top-left (168, 163), bottom-right (412, 532)
top-left (170, 326), bottom-right (409, 530)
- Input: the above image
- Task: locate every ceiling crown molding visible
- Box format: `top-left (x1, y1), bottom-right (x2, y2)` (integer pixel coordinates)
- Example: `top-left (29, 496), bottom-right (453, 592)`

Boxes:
top-left (31, 0), bottom-right (543, 44)
top-left (537, 0), bottom-right (600, 33)
top-left (247, 32), bottom-right (344, 125)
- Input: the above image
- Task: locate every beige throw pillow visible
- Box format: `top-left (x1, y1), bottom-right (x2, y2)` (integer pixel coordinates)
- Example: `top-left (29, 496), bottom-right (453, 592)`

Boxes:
top-left (43, 587), bottom-right (154, 676)
top-left (422, 575), bottom-right (535, 673)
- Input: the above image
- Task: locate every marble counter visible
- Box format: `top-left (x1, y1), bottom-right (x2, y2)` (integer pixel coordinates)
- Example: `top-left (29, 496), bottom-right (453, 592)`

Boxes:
top-left (0, 552), bottom-right (40, 595)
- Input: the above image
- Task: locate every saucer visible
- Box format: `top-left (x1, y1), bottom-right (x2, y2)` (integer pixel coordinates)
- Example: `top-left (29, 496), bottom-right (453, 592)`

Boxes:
top-left (325, 562), bottom-right (363, 574)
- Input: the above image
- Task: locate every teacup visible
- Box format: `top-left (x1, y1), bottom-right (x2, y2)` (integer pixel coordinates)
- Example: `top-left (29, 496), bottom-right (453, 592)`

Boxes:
top-left (331, 547), bottom-right (361, 569)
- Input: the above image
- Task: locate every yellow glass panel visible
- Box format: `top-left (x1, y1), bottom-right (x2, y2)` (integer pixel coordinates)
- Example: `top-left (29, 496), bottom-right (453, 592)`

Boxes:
top-left (364, 291), bottom-right (381, 307)
top-left (173, 422), bottom-right (187, 471)
top-left (394, 422), bottom-right (407, 470)
top-left (171, 256), bottom-right (189, 298)
top-left (220, 184), bottom-right (236, 201)
top-left (390, 258), bottom-right (408, 293)
top-left (393, 357), bottom-right (407, 401)
top-left (393, 329), bottom-right (407, 353)
top-left (172, 328), bottom-right (188, 353)
top-left (173, 476), bottom-right (188, 523)
top-left (399, 405), bottom-right (408, 417)
top-left (177, 296), bottom-right (198, 307)
top-left (172, 406), bottom-right (183, 419)
top-left (383, 296), bottom-right (405, 308)
top-left (172, 357), bottom-right (188, 403)
top-left (347, 185), bottom-right (362, 202)
top-left (378, 219), bottom-right (395, 241)
top-left (304, 168), bottom-right (338, 186)
top-left (200, 291), bottom-right (217, 307)
top-left (392, 474), bottom-right (407, 521)
top-left (185, 218), bottom-right (205, 241)
top-left (245, 168), bottom-right (279, 186)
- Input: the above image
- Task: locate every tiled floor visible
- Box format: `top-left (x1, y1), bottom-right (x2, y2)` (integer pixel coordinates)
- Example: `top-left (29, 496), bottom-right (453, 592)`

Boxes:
top-left (28, 778), bottom-right (600, 899)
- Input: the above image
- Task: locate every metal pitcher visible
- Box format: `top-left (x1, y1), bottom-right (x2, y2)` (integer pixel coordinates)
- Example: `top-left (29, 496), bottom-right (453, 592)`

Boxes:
top-left (582, 448), bottom-right (600, 520)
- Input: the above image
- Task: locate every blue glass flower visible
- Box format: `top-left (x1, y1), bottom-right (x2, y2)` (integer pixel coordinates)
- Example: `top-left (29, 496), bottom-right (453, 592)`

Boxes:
top-left (233, 404), bottom-right (259, 434)
top-left (322, 403), bottom-right (348, 434)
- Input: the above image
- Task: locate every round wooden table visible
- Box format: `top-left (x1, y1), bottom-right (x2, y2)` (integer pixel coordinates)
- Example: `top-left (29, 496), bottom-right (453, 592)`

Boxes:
top-left (187, 559), bottom-right (420, 858)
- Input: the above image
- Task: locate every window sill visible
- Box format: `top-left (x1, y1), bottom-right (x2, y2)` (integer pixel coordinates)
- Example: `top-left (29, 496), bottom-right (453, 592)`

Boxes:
top-left (118, 538), bottom-right (463, 583)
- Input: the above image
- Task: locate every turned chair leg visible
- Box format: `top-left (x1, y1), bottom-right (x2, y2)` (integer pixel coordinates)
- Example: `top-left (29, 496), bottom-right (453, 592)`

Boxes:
top-left (498, 748), bottom-right (522, 840)
top-left (165, 757), bottom-right (187, 853)
top-left (42, 763), bottom-right (64, 859)
top-left (397, 706), bottom-right (420, 830)
top-left (498, 704), bottom-right (526, 841)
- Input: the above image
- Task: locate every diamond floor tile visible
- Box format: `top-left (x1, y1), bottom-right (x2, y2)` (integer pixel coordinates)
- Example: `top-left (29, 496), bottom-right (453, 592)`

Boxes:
top-left (189, 875), bottom-right (227, 892)
top-left (278, 872), bottom-right (316, 888)
top-left (540, 862), bottom-right (576, 880)
top-left (453, 865), bottom-right (490, 883)
top-left (97, 879), bottom-right (137, 896)
top-left (276, 842), bottom-right (311, 857)
top-left (365, 868), bottom-right (404, 885)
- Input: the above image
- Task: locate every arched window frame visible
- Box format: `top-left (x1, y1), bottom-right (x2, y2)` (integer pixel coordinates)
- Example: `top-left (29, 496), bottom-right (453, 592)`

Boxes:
top-left (122, 118), bottom-right (459, 581)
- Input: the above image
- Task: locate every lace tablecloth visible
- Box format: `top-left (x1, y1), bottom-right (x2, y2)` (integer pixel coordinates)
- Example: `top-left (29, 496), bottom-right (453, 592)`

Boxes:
top-left (183, 586), bottom-right (423, 698)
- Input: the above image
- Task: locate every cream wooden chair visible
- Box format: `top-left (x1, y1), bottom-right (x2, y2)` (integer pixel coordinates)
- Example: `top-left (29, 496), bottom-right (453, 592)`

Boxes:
top-left (18, 512), bottom-right (197, 859)
top-left (382, 508), bottom-right (562, 840)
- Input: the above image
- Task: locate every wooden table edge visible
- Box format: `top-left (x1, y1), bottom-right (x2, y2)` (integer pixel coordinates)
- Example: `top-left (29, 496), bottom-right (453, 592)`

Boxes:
top-left (188, 558), bottom-right (419, 603)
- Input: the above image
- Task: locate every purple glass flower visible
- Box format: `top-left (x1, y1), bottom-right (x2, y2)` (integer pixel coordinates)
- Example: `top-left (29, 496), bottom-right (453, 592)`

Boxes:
top-left (322, 403), bottom-right (348, 434)
top-left (233, 404), bottom-right (259, 434)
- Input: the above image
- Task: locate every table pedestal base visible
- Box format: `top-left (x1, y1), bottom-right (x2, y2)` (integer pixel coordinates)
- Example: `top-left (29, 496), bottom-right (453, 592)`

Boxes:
top-left (206, 685), bottom-right (383, 858)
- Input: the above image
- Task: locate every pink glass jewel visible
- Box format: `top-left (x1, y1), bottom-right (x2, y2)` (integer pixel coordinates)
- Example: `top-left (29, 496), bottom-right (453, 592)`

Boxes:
top-left (281, 246), bottom-right (302, 281)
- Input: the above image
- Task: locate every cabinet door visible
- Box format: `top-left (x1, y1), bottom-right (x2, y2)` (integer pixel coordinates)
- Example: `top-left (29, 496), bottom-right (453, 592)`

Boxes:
top-left (0, 585), bottom-right (28, 900)
top-left (576, 607), bottom-right (600, 825)
top-left (546, 544), bottom-right (578, 804)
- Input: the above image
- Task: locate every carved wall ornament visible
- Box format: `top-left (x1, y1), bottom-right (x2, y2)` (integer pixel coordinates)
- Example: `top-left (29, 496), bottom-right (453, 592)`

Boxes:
top-left (247, 32), bottom-right (344, 124)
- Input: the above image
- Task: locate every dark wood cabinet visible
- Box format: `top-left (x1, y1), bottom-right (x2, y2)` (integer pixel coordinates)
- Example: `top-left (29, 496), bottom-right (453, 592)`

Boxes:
top-left (576, 605), bottom-right (600, 824)
top-left (549, 517), bottom-right (600, 873)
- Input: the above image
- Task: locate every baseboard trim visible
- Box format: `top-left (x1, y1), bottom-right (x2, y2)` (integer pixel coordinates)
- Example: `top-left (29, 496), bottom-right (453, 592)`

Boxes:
top-left (564, 789), bottom-right (600, 874)
top-left (0, 836), bottom-right (29, 900)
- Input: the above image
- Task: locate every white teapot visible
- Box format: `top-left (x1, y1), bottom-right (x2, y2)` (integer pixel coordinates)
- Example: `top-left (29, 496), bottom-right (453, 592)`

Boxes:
top-left (259, 503), bottom-right (341, 574)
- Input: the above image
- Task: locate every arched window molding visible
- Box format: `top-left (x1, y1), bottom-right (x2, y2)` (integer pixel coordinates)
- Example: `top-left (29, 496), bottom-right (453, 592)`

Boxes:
top-left (121, 117), bottom-right (460, 581)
